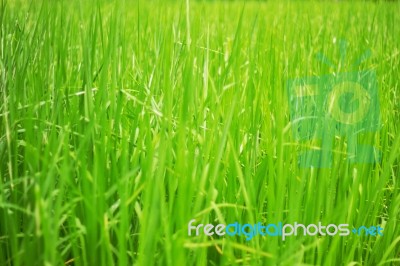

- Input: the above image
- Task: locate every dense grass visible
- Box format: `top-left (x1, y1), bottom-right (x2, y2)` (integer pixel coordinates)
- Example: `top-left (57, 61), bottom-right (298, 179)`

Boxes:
top-left (0, 0), bottom-right (399, 265)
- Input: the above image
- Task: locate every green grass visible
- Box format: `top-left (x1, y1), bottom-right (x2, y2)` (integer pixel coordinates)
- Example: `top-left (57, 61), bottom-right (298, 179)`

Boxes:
top-left (0, 0), bottom-right (399, 265)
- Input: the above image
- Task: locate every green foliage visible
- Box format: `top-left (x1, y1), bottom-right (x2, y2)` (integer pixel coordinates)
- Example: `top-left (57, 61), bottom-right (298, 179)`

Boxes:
top-left (0, 0), bottom-right (399, 265)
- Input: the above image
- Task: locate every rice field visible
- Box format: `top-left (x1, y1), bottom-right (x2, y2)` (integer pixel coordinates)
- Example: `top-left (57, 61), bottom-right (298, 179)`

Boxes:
top-left (0, 0), bottom-right (399, 265)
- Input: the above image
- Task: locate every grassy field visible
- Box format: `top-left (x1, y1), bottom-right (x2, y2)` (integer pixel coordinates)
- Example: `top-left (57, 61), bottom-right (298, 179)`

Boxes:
top-left (0, 0), bottom-right (399, 265)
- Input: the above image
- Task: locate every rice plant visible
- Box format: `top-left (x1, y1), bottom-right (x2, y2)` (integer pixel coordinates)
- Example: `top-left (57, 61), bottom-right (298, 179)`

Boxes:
top-left (0, 0), bottom-right (399, 265)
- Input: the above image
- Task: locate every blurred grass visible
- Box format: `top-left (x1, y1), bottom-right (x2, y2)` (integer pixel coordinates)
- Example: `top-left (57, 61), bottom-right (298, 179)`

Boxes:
top-left (0, 0), bottom-right (399, 265)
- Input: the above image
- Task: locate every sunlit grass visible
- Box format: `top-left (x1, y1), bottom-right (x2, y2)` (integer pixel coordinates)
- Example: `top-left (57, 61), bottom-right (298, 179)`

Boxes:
top-left (0, 0), bottom-right (399, 265)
